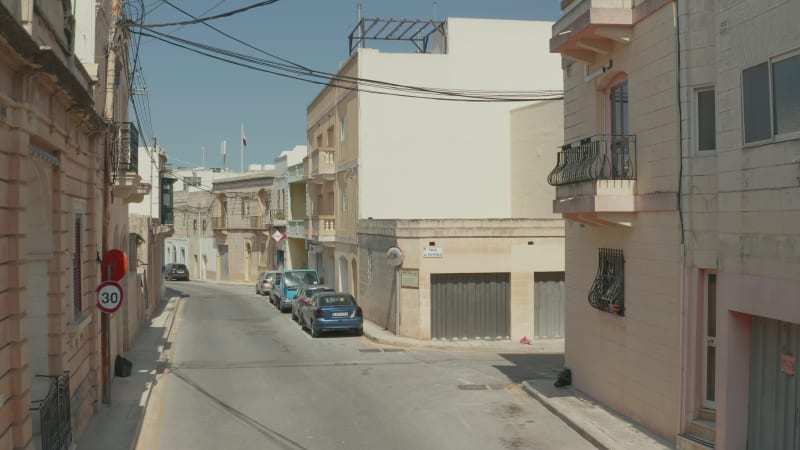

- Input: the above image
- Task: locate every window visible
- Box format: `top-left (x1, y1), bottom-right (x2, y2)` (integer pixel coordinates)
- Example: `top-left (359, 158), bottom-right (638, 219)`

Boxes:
top-left (609, 79), bottom-right (629, 136)
top-left (193, 219), bottom-right (198, 230)
top-left (327, 126), bottom-right (334, 147)
top-left (697, 89), bottom-right (717, 151)
top-left (588, 248), bottom-right (625, 316)
top-left (184, 176), bottom-right (201, 191)
top-left (773, 54), bottom-right (800, 135)
top-left (340, 185), bottom-right (347, 213)
top-left (743, 63), bottom-right (771, 143)
top-left (742, 53), bottom-right (800, 143)
top-left (340, 116), bottom-right (347, 141)
top-left (202, 220), bottom-right (207, 232)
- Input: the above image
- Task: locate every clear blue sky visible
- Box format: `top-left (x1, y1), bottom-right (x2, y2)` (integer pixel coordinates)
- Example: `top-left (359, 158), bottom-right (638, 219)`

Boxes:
top-left (134, 0), bottom-right (560, 169)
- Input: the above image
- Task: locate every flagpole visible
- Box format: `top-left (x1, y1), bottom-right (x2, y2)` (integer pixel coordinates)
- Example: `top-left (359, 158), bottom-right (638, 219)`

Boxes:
top-left (240, 123), bottom-right (244, 173)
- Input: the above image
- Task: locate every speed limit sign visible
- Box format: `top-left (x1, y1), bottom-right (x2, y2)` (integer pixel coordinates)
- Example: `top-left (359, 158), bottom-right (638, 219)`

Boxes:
top-left (96, 280), bottom-right (124, 313)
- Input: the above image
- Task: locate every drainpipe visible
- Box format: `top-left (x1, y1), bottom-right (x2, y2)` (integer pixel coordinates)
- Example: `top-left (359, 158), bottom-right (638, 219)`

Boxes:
top-left (673, 0), bottom-right (689, 434)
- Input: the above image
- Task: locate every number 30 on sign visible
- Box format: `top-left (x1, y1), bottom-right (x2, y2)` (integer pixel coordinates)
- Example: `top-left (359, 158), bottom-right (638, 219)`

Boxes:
top-left (96, 280), bottom-right (124, 313)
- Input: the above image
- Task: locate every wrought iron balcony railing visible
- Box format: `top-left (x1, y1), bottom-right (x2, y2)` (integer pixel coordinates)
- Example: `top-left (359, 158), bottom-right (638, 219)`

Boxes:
top-left (211, 216), bottom-right (227, 230)
top-left (31, 373), bottom-right (72, 450)
top-left (547, 135), bottom-right (636, 186)
top-left (112, 122), bottom-right (139, 173)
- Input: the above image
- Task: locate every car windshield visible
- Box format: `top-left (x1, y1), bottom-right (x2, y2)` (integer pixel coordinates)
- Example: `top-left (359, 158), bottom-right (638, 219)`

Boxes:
top-left (284, 271), bottom-right (318, 287)
top-left (319, 295), bottom-right (356, 307)
top-left (175, 265), bottom-right (187, 270)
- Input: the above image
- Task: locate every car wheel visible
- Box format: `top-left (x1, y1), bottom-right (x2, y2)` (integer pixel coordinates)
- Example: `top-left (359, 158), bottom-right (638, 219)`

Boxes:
top-left (291, 311), bottom-right (297, 322)
top-left (299, 316), bottom-right (306, 331)
top-left (311, 321), bottom-right (320, 338)
top-left (353, 328), bottom-right (363, 337)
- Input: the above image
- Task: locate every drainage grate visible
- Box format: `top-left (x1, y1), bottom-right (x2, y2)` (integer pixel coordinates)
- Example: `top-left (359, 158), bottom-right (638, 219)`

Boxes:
top-left (359, 349), bottom-right (382, 353)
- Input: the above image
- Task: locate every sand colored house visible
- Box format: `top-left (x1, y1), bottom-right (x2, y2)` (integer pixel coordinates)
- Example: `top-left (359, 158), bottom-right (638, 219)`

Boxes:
top-left (548, 0), bottom-right (800, 447)
top-left (0, 0), bottom-right (152, 448)
top-left (305, 17), bottom-right (567, 341)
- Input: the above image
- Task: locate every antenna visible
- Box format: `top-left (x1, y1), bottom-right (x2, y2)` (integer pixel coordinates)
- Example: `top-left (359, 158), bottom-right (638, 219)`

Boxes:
top-left (433, 1), bottom-right (437, 21)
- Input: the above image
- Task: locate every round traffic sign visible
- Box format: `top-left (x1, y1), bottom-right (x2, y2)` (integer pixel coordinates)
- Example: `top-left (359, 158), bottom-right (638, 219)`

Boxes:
top-left (96, 280), bottom-right (124, 313)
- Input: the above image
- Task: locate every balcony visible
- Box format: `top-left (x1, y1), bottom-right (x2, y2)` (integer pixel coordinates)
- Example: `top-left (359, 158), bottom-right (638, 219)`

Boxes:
top-left (548, 135), bottom-right (636, 186)
top-left (287, 220), bottom-right (306, 239)
top-left (550, 0), bottom-right (641, 63)
top-left (287, 164), bottom-right (306, 184)
top-left (309, 147), bottom-right (335, 182)
top-left (306, 215), bottom-right (336, 242)
top-left (211, 216), bottom-right (227, 230)
top-left (547, 135), bottom-right (676, 226)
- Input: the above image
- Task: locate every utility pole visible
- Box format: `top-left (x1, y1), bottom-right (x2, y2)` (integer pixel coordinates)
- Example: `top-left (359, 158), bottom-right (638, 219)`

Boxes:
top-left (101, 0), bottom-right (122, 405)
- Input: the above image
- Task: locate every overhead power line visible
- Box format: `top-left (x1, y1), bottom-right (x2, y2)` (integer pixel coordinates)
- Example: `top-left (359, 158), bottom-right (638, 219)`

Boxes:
top-left (132, 28), bottom-right (563, 102)
top-left (135, 0), bottom-right (281, 28)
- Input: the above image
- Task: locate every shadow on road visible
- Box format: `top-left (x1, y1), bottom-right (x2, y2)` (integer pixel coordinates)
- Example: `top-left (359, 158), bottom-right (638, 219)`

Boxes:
top-left (493, 353), bottom-right (566, 383)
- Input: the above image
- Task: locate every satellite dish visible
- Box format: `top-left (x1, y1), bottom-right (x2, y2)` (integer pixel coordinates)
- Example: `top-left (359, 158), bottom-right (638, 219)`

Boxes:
top-left (386, 246), bottom-right (404, 267)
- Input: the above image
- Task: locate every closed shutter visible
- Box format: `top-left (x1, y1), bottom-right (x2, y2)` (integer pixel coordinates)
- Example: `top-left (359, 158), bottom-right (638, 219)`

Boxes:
top-left (73, 215), bottom-right (82, 316)
top-left (431, 273), bottom-right (510, 341)
top-left (534, 272), bottom-right (565, 339)
top-left (748, 317), bottom-right (800, 450)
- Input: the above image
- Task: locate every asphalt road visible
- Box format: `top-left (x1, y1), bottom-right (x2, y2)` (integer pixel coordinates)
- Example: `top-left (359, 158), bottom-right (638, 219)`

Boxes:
top-left (136, 281), bottom-right (593, 450)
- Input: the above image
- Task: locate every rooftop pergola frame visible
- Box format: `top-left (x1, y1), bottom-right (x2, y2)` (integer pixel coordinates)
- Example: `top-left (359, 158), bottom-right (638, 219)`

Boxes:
top-left (348, 17), bottom-right (447, 55)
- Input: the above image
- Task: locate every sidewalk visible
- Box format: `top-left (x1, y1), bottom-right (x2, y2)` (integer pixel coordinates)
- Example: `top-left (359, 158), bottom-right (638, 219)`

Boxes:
top-left (76, 294), bottom-right (180, 450)
top-left (362, 322), bottom-right (672, 449)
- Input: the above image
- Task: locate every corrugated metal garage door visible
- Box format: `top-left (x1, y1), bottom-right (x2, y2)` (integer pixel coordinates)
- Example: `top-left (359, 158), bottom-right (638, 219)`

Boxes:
top-left (534, 272), bottom-right (565, 339)
top-left (748, 317), bottom-right (800, 450)
top-left (431, 273), bottom-right (510, 341)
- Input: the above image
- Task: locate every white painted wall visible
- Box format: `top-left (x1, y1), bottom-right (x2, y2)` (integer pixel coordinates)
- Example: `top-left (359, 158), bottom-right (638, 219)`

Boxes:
top-left (129, 146), bottom-right (160, 217)
top-left (358, 18), bottom-right (562, 219)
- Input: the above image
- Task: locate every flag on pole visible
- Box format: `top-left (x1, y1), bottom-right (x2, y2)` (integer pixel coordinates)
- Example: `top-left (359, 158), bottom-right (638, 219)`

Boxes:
top-left (241, 124), bottom-right (247, 147)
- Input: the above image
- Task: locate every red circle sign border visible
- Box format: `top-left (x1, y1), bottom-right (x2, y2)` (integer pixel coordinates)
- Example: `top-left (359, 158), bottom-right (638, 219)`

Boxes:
top-left (96, 280), bottom-right (124, 313)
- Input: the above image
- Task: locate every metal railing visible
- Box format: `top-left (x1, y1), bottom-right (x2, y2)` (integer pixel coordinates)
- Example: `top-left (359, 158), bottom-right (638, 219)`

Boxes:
top-left (588, 248), bottom-right (625, 316)
top-left (112, 122), bottom-right (138, 173)
top-left (211, 216), bottom-right (227, 229)
top-left (547, 135), bottom-right (636, 186)
top-left (31, 373), bottom-right (71, 450)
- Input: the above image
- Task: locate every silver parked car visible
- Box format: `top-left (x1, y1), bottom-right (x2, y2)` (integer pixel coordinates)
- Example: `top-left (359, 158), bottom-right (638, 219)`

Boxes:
top-left (255, 271), bottom-right (280, 297)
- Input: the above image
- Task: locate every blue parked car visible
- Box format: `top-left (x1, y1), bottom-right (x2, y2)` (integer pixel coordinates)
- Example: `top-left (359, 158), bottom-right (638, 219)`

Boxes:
top-left (298, 292), bottom-right (363, 338)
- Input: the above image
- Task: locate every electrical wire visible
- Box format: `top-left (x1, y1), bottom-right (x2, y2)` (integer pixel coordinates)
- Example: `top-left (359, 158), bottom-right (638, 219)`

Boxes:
top-left (127, 0), bottom-right (561, 102)
top-left (133, 28), bottom-right (562, 102)
top-left (135, 0), bottom-right (281, 28)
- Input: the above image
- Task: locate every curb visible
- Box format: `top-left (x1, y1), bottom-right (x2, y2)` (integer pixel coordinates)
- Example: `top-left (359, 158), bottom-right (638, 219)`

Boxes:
top-left (521, 381), bottom-right (606, 450)
top-left (128, 295), bottom-right (182, 450)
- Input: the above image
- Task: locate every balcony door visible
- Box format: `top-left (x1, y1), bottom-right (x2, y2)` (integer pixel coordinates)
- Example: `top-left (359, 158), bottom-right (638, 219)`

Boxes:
top-left (608, 78), bottom-right (631, 178)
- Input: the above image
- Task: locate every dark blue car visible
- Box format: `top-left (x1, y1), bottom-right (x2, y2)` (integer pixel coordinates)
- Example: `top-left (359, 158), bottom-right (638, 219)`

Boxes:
top-left (298, 292), bottom-right (363, 338)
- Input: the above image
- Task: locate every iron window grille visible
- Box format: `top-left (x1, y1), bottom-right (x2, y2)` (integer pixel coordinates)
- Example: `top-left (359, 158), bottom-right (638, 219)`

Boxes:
top-left (588, 248), bottom-right (625, 316)
top-left (30, 373), bottom-right (72, 450)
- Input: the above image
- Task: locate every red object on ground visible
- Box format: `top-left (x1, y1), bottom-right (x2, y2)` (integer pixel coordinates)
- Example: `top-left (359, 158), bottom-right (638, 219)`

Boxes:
top-left (101, 249), bottom-right (128, 281)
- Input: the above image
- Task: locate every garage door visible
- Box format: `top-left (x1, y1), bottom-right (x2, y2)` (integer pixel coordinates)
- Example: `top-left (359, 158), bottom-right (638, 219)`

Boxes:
top-left (748, 317), bottom-right (800, 450)
top-left (534, 272), bottom-right (565, 339)
top-left (431, 273), bottom-right (510, 341)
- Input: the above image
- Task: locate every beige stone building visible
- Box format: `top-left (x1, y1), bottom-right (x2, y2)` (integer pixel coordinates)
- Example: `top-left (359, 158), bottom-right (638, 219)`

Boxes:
top-left (549, 0), bottom-right (800, 448)
top-left (306, 17), bottom-right (566, 340)
top-left (0, 0), bottom-right (152, 448)
top-left (210, 172), bottom-right (278, 282)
